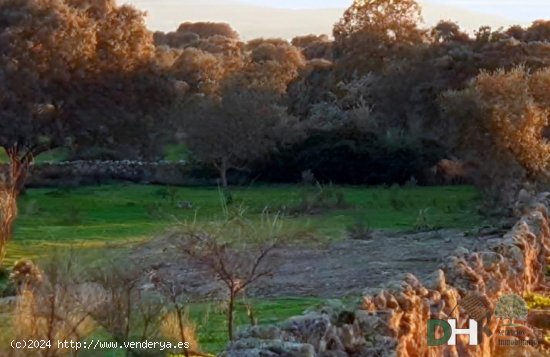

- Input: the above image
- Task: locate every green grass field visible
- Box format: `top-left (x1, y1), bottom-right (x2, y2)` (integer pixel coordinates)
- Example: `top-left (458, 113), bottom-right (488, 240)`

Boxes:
top-left (186, 297), bottom-right (324, 353)
top-left (2, 183), bottom-right (485, 354)
top-left (10, 184), bottom-right (484, 265)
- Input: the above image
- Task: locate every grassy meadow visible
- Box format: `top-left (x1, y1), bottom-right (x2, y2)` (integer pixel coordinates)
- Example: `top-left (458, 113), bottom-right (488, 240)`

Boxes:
top-left (2, 183), bottom-right (485, 354)
top-left (10, 184), bottom-right (484, 265)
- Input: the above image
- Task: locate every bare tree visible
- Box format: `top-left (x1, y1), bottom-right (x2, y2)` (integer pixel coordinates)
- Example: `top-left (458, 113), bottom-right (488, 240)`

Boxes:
top-left (86, 259), bottom-right (163, 357)
top-left (174, 215), bottom-right (291, 341)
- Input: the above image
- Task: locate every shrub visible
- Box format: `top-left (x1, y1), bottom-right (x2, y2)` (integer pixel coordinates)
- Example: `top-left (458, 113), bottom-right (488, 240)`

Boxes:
top-left (255, 125), bottom-right (445, 185)
top-left (524, 292), bottom-right (550, 310)
top-left (0, 266), bottom-right (8, 281)
top-left (160, 310), bottom-right (199, 352)
top-left (414, 208), bottom-right (436, 231)
top-left (0, 266), bottom-right (15, 297)
top-left (285, 184), bottom-right (350, 215)
top-left (346, 220), bottom-right (372, 240)
top-left (12, 254), bottom-right (95, 357)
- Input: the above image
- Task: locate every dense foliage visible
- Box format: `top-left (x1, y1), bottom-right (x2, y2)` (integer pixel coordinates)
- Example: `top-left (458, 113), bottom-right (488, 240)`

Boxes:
top-left (0, 0), bottom-right (176, 262)
top-left (150, 1), bottom-right (550, 201)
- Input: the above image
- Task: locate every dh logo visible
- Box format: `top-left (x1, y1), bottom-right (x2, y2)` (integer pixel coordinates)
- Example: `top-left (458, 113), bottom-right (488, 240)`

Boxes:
top-left (427, 293), bottom-right (492, 347)
top-left (427, 319), bottom-right (479, 346)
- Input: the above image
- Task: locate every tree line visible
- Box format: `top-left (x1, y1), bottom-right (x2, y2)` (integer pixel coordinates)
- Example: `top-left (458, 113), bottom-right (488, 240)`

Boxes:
top-left (155, 0), bottom-right (550, 199)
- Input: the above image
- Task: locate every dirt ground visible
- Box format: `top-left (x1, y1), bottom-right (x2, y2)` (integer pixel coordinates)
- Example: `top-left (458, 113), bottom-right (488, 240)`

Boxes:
top-left (135, 229), bottom-right (500, 299)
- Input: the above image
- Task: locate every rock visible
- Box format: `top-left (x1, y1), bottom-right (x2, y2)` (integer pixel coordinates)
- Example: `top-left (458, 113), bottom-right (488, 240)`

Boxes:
top-left (373, 292), bottom-right (387, 309)
top-left (355, 310), bottom-right (379, 336)
top-left (319, 351), bottom-right (348, 357)
top-left (27, 160), bottom-right (196, 187)
top-left (362, 286), bottom-right (384, 297)
top-left (225, 340), bottom-right (316, 357)
top-left (478, 226), bottom-right (502, 236)
top-left (402, 273), bottom-right (422, 291)
top-left (424, 269), bottom-right (446, 292)
top-left (480, 251), bottom-right (503, 272)
top-left (338, 324), bottom-right (363, 351)
top-left (238, 325), bottom-right (282, 340)
top-left (416, 286), bottom-right (429, 297)
top-left (452, 246), bottom-right (469, 256)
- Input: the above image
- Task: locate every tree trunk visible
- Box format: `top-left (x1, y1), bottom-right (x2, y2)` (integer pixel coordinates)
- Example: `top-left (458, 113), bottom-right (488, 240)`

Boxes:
top-left (227, 291), bottom-right (235, 341)
top-left (219, 159), bottom-right (228, 188)
top-left (0, 148), bottom-right (31, 264)
top-left (220, 169), bottom-right (228, 188)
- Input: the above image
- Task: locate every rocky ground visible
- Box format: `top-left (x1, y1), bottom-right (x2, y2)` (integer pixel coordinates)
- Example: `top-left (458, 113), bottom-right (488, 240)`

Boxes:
top-left (135, 229), bottom-right (501, 299)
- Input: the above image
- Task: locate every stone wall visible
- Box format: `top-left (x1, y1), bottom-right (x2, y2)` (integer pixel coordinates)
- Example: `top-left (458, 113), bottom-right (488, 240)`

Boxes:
top-left (222, 194), bottom-right (550, 357)
top-left (16, 160), bottom-right (217, 187)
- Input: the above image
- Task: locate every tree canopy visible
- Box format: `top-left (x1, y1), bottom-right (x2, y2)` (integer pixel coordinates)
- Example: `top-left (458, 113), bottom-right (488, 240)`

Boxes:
top-left (0, 0), bottom-right (174, 262)
top-left (333, 0), bottom-right (426, 75)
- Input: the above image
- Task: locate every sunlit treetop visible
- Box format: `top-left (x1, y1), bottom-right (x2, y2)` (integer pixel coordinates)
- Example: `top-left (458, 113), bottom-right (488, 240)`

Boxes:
top-left (334, 0), bottom-right (424, 44)
top-left (0, 0), bottom-right (167, 180)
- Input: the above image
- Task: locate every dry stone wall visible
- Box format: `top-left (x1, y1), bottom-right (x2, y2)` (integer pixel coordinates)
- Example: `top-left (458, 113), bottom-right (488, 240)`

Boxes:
top-left (222, 193), bottom-right (550, 357)
top-left (14, 160), bottom-right (217, 186)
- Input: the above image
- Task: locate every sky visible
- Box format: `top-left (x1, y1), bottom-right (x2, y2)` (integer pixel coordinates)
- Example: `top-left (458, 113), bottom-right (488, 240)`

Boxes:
top-left (125, 0), bottom-right (550, 39)
top-left (242, 0), bottom-right (548, 22)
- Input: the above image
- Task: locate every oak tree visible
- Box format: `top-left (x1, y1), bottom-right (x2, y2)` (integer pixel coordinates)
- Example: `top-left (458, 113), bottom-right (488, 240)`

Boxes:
top-left (441, 66), bottom-right (550, 203)
top-left (0, 0), bottom-right (169, 262)
top-left (182, 84), bottom-right (297, 187)
top-left (333, 0), bottom-right (425, 75)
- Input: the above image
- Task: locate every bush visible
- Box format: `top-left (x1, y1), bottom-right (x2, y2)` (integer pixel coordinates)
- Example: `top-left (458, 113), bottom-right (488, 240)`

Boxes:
top-left (0, 266), bottom-right (8, 281)
top-left (285, 184), bottom-right (350, 215)
top-left (0, 266), bottom-right (15, 297)
top-left (255, 126), bottom-right (445, 185)
top-left (12, 254), bottom-right (95, 357)
top-left (413, 208), bottom-right (440, 231)
top-left (524, 292), bottom-right (550, 310)
top-left (346, 220), bottom-right (372, 240)
top-left (160, 310), bottom-right (199, 352)
top-left (0, 280), bottom-right (15, 297)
